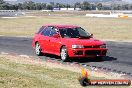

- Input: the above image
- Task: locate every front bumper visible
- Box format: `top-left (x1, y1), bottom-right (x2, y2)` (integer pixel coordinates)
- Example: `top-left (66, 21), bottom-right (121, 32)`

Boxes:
top-left (68, 48), bottom-right (107, 58)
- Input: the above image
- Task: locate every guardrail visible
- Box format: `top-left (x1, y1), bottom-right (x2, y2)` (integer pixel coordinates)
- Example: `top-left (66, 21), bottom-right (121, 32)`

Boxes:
top-left (0, 10), bottom-right (25, 17)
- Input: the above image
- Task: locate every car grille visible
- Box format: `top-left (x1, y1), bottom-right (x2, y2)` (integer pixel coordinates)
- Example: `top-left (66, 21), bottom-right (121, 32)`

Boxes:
top-left (84, 45), bottom-right (100, 48)
top-left (85, 50), bottom-right (101, 55)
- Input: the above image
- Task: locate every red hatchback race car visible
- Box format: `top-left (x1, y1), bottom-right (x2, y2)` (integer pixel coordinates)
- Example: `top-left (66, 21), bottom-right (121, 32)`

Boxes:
top-left (32, 24), bottom-right (107, 61)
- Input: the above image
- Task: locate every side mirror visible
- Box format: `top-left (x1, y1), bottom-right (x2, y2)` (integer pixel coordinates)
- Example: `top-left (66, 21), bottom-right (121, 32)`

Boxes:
top-left (90, 34), bottom-right (93, 38)
top-left (53, 34), bottom-right (60, 38)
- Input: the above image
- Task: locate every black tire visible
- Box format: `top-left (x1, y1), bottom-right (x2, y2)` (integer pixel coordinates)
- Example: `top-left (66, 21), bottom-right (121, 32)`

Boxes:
top-left (60, 46), bottom-right (69, 62)
top-left (35, 42), bottom-right (42, 56)
top-left (96, 56), bottom-right (105, 62)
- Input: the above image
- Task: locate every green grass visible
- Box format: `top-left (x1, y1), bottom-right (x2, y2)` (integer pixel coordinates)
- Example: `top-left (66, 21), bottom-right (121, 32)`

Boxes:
top-left (0, 56), bottom-right (80, 88)
top-left (0, 56), bottom-right (131, 88)
top-left (0, 15), bottom-right (132, 41)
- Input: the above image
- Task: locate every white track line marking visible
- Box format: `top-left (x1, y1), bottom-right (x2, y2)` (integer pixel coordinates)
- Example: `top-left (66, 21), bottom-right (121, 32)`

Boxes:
top-left (19, 55), bottom-right (30, 58)
top-left (1, 52), bottom-right (8, 55)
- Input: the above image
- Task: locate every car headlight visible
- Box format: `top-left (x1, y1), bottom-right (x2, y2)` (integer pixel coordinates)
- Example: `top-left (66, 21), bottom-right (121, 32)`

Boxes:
top-left (72, 45), bottom-right (84, 49)
top-left (100, 44), bottom-right (106, 48)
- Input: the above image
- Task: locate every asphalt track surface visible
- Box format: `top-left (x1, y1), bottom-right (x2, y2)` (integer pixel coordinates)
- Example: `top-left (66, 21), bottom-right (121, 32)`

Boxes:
top-left (0, 36), bottom-right (132, 76)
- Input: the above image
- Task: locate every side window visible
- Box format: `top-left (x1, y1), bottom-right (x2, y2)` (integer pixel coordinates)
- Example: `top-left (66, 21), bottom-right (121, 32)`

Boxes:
top-left (41, 27), bottom-right (52, 36)
top-left (50, 28), bottom-right (58, 36)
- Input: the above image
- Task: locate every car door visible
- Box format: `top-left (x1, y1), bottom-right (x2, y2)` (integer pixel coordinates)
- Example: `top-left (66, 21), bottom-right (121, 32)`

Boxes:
top-left (49, 27), bottom-right (62, 55)
top-left (39, 27), bottom-right (51, 53)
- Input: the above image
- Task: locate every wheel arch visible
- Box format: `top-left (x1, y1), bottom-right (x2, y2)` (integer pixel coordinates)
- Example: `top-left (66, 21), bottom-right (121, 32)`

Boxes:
top-left (35, 41), bottom-right (38, 45)
top-left (32, 41), bottom-right (38, 49)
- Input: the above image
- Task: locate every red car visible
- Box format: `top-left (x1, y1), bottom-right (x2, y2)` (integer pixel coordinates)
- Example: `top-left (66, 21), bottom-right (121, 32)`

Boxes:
top-left (32, 24), bottom-right (107, 61)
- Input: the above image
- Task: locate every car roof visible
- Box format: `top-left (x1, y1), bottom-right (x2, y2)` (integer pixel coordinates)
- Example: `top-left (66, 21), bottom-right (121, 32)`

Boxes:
top-left (44, 24), bottom-right (80, 29)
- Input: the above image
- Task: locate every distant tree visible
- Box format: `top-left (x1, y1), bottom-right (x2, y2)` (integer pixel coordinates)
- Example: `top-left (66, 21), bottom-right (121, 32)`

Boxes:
top-left (66, 4), bottom-right (71, 8)
top-left (22, 2), bottom-right (29, 10)
top-left (50, 2), bottom-right (55, 7)
top-left (55, 3), bottom-right (60, 8)
top-left (1, 1), bottom-right (132, 11)
top-left (97, 3), bottom-right (103, 10)
top-left (115, 5), bottom-right (122, 10)
top-left (122, 4), bottom-right (129, 10)
top-left (17, 3), bottom-right (23, 10)
top-left (81, 1), bottom-right (91, 10)
top-left (41, 3), bottom-right (47, 10)
top-left (130, 5), bottom-right (132, 10)
top-left (13, 4), bottom-right (19, 10)
top-left (46, 4), bottom-right (53, 10)
top-left (74, 2), bottom-right (81, 8)
top-left (27, 1), bottom-right (35, 10)
top-left (91, 4), bottom-right (96, 10)
top-left (0, 0), bottom-right (4, 4)
top-left (21, 1), bottom-right (34, 10)
top-left (35, 3), bottom-right (42, 10)
top-left (0, 0), bottom-right (5, 10)
top-left (58, 3), bottom-right (66, 8)
top-left (102, 6), bottom-right (111, 10)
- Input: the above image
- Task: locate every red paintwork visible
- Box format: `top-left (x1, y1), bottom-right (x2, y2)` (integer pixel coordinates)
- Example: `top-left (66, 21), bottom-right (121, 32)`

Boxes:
top-left (32, 24), bottom-right (107, 58)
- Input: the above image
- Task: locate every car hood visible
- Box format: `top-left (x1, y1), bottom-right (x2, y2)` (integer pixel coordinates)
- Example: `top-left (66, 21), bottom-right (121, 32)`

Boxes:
top-left (61, 38), bottom-right (105, 46)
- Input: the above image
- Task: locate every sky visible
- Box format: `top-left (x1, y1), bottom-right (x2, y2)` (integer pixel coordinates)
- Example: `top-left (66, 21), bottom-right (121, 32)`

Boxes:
top-left (123, 0), bottom-right (132, 2)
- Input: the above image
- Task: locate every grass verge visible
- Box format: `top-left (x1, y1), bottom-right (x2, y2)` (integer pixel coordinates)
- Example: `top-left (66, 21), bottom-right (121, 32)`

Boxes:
top-left (0, 54), bottom-right (131, 88)
top-left (0, 56), bottom-right (81, 88)
top-left (0, 15), bottom-right (132, 41)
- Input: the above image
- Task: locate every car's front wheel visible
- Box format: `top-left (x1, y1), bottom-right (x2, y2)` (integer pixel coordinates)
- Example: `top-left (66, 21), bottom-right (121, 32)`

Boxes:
top-left (60, 46), bottom-right (69, 62)
top-left (35, 42), bottom-right (42, 56)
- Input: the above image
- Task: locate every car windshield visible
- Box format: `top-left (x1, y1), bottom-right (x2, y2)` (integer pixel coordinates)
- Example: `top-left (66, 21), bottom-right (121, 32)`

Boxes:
top-left (59, 27), bottom-right (90, 38)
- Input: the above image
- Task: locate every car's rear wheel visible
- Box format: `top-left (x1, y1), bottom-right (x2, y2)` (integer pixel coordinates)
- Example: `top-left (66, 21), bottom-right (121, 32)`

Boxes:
top-left (35, 42), bottom-right (42, 56)
top-left (60, 46), bottom-right (69, 62)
